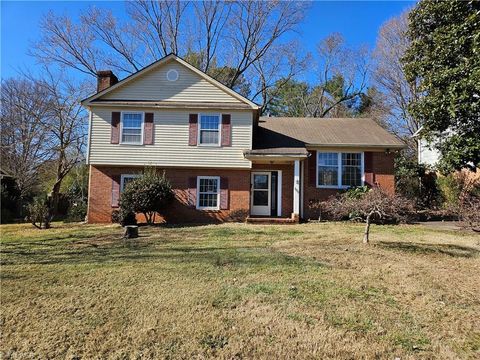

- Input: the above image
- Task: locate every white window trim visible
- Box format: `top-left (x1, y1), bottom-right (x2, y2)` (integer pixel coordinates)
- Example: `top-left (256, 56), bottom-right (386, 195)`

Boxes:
top-left (120, 174), bottom-right (141, 192)
top-left (120, 111), bottom-right (144, 145)
top-left (197, 113), bottom-right (222, 147)
top-left (316, 151), bottom-right (364, 189)
top-left (196, 176), bottom-right (220, 210)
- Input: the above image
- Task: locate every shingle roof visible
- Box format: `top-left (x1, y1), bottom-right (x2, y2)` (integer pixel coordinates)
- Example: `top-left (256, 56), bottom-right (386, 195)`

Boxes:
top-left (249, 117), bottom-right (405, 155)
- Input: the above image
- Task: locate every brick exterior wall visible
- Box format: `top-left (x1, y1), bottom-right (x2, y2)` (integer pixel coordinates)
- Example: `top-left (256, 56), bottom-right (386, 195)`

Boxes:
top-left (87, 165), bottom-right (250, 223)
top-left (251, 163), bottom-right (294, 217)
top-left (87, 151), bottom-right (395, 223)
top-left (303, 151), bottom-right (396, 220)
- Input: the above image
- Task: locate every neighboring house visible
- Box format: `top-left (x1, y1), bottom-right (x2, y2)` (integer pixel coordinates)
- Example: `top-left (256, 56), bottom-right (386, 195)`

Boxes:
top-left (412, 126), bottom-right (441, 167)
top-left (81, 54), bottom-right (405, 223)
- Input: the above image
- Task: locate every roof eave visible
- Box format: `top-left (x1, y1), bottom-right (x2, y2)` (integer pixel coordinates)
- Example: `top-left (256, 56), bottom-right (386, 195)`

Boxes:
top-left (306, 143), bottom-right (406, 149)
top-left (84, 101), bottom-right (253, 110)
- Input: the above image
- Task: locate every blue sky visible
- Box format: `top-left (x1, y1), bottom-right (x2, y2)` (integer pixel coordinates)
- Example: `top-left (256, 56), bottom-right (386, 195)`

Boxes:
top-left (1, 1), bottom-right (414, 80)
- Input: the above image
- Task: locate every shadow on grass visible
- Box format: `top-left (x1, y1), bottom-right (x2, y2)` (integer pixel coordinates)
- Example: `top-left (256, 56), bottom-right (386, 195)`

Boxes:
top-left (378, 241), bottom-right (479, 258)
top-left (1, 238), bottom-right (324, 272)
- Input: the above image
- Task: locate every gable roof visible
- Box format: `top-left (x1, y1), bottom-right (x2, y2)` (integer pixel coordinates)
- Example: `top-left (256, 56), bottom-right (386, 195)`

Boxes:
top-left (245, 117), bottom-right (405, 157)
top-left (81, 54), bottom-right (259, 109)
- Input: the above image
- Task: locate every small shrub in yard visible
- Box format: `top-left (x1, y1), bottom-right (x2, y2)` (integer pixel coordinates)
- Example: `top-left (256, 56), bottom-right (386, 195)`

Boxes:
top-left (119, 168), bottom-right (174, 225)
top-left (325, 187), bottom-right (415, 244)
top-left (26, 197), bottom-right (49, 229)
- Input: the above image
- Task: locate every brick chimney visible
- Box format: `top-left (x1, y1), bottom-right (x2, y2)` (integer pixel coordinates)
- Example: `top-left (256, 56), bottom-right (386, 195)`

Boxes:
top-left (96, 70), bottom-right (118, 92)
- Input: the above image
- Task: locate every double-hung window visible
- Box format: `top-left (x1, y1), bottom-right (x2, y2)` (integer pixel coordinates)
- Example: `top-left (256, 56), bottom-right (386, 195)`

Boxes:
top-left (197, 176), bottom-right (220, 210)
top-left (120, 174), bottom-right (141, 192)
top-left (341, 153), bottom-right (362, 187)
top-left (199, 114), bottom-right (220, 146)
top-left (121, 112), bottom-right (143, 144)
top-left (317, 152), bottom-right (363, 188)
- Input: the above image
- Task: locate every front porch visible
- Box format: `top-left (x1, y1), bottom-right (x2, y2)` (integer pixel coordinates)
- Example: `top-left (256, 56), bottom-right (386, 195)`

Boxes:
top-left (245, 151), bottom-right (307, 223)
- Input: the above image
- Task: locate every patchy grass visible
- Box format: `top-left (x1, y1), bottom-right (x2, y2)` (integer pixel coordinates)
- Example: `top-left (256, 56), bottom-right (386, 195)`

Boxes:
top-left (1, 222), bottom-right (479, 359)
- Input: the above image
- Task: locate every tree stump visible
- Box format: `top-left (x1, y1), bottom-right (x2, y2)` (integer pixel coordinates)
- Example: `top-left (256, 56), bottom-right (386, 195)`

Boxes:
top-left (123, 225), bottom-right (139, 239)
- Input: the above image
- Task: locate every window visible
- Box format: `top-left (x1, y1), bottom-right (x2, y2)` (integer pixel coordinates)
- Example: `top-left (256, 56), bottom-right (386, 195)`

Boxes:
top-left (342, 153), bottom-right (362, 187)
top-left (197, 176), bottom-right (220, 210)
top-left (121, 112), bottom-right (143, 144)
top-left (120, 174), bottom-right (141, 192)
top-left (198, 114), bottom-right (220, 145)
top-left (317, 152), bottom-right (363, 188)
top-left (317, 152), bottom-right (339, 187)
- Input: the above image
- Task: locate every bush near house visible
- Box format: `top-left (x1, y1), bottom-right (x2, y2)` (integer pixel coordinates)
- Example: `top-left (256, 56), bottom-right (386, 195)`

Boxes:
top-left (118, 168), bottom-right (174, 225)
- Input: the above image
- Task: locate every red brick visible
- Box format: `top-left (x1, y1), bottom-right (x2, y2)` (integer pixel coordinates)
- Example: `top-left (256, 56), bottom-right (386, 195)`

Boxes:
top-left (302, 151), bottom-right (396, 220)
top-left (87, 166), bottom-right (250, 223)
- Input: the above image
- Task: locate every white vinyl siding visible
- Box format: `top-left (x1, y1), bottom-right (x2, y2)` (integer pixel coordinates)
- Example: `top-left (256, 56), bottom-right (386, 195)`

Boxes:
top-left (317, 152), bottom-right (364, 188)
top-left (196, 176), bottom-right (220, 210)
top-left (88, 107), bottom-right (252, 168)
top-left (101, 63), bottom-right (242, 103)
top-left (418, 138), bottom-right (441, 166)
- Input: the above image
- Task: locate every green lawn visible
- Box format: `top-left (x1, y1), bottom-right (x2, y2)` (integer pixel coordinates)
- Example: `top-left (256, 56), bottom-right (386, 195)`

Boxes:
top-left (1, 222), bottom-right (479, 359)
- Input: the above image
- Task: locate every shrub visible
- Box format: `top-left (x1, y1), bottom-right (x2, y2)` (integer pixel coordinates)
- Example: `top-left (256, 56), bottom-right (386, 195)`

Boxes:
top-left (325, 187), bottom-right (416, 243)
top-left (345, 185), bottom-right (370, 199)
top-left (395, 154), bottom-right (441, 208)
top-left (65, 201), bottom-right (87, 222)
top-left (111, 209), bottom-right (137, 226)
top-left (437, 171), bottom-right (480, 209)
top-left (456, 195), bottom-right (480, 232)
top-left (119, 168), bottom-right (174, 225)
top-left (27, 197), bottom-right (49, 229)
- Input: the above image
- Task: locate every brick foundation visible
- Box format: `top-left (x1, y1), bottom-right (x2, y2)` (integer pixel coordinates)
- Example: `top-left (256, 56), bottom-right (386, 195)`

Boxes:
top-left (87, 166), bottom-right (251, 223)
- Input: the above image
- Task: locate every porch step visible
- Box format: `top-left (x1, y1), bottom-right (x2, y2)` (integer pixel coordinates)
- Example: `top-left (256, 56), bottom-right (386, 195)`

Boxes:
top-left (246, 216), bottom-right (297, 225)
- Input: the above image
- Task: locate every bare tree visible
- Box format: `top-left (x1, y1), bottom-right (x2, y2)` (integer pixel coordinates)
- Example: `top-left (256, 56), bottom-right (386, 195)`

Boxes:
top-left (127, 0), bottom-right (189, 60)
top-left (266, 33), bottom-right (370, 118)
top-left (31, 1), bottom-right (308, 109)
top-left (325, 188), bottom-right (415, 244)
top-left (308, 33), bottom-right (370, 118)
top-left (372, 10), bottom-right (420, 152)
top-left (192, 1), bottom-right (231, 73)
top-left (36, 71), bottom-right (89, 227)
top-left (1, 79), bottom-right (52, 201)
top-left (252, 41), bottom-right (309, 113)
top-left (31, 11), bottom-right (101, 77)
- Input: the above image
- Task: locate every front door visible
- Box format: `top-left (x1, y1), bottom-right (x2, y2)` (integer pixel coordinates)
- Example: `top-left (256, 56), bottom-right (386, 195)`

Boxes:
top-left (251, 172), bottom-right (271, 216)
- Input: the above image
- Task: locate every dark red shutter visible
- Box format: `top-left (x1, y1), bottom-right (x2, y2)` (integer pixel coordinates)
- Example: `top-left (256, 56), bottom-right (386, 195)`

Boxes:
top-left (220, 177), bottom-right (229, 210)
top-left (188, 114), bottom-right (198, 146)
top-left (188, 177), bottom-right (197, 207)
top-left (111, 175), bottom-right (120, 207)
top-left (308, 150), bottom-right (317, 187)
top-left (221, 114), bottom-right (231, 146)
top-left (364, 152), bottom-right (374, 186)
top-left (111, 112), bottom-right (120, 144)
top-left (144, 113), bottom-right (154, 145)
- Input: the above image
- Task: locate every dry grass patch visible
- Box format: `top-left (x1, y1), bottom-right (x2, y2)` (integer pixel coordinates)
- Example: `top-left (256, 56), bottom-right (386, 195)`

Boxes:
top-left (1, 222), bottom-right (479, 359)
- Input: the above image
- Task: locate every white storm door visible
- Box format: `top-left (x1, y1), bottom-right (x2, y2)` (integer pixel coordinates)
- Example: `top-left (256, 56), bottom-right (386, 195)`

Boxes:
top-left (251, 172), bottom-right (271, 216)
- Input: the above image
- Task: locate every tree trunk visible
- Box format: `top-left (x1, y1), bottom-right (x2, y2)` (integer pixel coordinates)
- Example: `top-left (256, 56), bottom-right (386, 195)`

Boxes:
top-left (44, 179), bottom-right (62, 229)
top-left (363, 212), bottom-right (373, 244)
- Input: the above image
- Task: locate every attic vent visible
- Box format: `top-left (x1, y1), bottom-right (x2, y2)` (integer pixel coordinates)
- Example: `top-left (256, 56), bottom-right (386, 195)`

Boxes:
top-left (167, 69), bottom-right (179, 82)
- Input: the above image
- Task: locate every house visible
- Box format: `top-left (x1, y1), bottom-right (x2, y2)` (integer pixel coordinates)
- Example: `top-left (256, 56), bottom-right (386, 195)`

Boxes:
top-left (412, 126), bottom-right (442, 167)
top-left (81, 54), bottom-right (405, 223)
